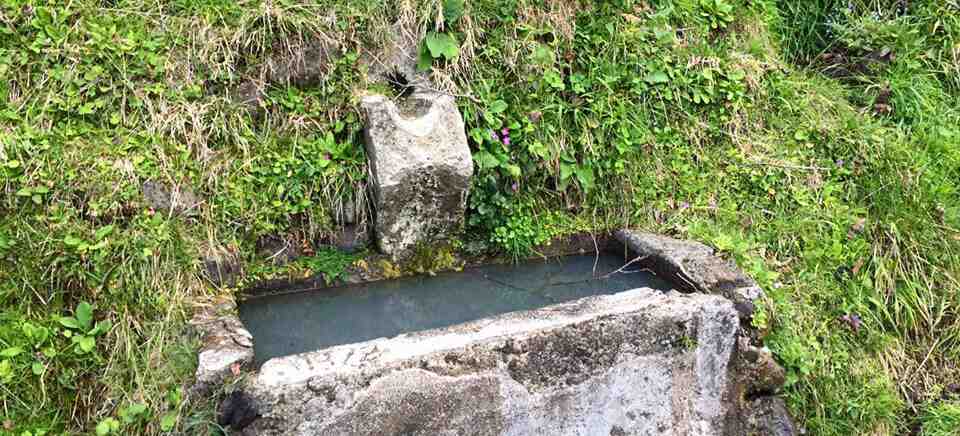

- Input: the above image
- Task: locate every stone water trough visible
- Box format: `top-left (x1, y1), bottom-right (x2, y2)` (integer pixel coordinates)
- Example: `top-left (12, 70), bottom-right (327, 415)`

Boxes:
top-left (193, 231), bottom-right (796, 436)
top-left (192, 91), bottom-right (795, 435)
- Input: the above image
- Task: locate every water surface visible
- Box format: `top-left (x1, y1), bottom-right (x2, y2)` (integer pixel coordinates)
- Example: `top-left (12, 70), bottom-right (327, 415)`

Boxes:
top-left (239, 254), bottom-right (671, 365)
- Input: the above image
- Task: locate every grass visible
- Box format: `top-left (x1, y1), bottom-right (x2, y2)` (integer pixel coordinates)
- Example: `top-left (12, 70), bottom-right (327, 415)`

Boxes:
top-left (0, 0), bottom-right (958, 434)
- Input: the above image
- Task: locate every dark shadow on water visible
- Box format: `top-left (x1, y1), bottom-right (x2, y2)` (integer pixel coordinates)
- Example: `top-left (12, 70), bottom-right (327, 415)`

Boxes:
top-left (239, 253), bottom-right (673, 366)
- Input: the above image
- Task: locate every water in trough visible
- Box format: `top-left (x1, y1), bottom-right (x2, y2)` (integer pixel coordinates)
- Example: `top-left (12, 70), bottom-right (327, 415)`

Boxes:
top-left (239, 253), bottom-right (672, 365)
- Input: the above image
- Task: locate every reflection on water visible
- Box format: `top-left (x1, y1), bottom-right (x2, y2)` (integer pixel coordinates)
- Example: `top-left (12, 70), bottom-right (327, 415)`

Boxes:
top-left (239, 254), bottom-right (671, 365)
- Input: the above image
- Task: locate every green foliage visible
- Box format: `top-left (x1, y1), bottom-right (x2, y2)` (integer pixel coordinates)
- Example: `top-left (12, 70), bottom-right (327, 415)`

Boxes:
top-left (418, 0), bottom-right (465, 71)
top-left (920, 401), bottom-right (960, 436)
top-left (1, 0), bottom-right (958, 435)
top-left (699, 0), bottom-right (735, 30)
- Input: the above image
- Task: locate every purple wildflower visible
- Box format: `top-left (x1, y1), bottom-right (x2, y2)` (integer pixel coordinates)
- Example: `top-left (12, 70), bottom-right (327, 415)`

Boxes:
top-left (501, 128), bottom-right (509, 136)
top-left (836, 159), bottom-right (845, 167)
top-left (490, 130), bottom-right (499, 141)
top-left (511, 181), bottom-right (519, 192)
top-left (503, 136), bottom-right (511, 146)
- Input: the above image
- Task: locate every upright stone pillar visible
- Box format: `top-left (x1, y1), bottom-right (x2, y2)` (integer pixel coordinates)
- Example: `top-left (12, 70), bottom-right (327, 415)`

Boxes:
top-left (361, 92), bottom-right (473, 255)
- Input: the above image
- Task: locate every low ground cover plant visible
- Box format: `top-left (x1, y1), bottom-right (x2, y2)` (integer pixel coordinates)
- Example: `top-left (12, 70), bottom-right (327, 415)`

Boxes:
top-left (1, 0), bottom-right (958, 434)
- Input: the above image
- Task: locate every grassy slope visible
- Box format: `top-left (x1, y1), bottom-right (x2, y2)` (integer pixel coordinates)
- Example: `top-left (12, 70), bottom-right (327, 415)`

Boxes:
top-left (0, 0), bottom-right (958, 434)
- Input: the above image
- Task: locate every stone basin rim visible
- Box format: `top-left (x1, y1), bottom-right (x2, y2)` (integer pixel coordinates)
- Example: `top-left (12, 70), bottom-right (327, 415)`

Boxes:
top-left (255, 286), bottom-right (694, 387)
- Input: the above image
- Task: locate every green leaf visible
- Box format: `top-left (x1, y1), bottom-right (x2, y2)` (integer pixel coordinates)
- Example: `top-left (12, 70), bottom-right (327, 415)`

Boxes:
top-left (443, 0), bottom-right (465, 25)
top-left (120, 403), bottom-right (148, 424)
top-left (5, 160), bottom-right (20, 169)
top-left (425, 32), bottom-right (459, 60)
top-left (32, 361), bottom-right (44, 375)
top-left (474, 151), bottom-right (501, 170)
top-left (504, 164), bottom-right (522, 178)
top-left (416, 45), bottom-right (433, 72)
top-left (76, 302), bottom-right (93, 331)
top-left (488, 100), bottom-right (508, 114)
top-left (0, 347), bottom-right (23, 357)
top-left (160, 412), bottom-right (177, 431)
top-left (90, 320), bottom-right (112, 336)
top-left (63, 236), bottom-right (83, 247)
top-left (95, 418), bottom-right (118, 435)
top-left (59, 317), bottom-right (81, 329)
top-left (94, 225), bottom-right (114, 241)
top-left (644, 71), bottom-right (670, 84)
top-left (575, 166), bottom-right (596, 191)
top-left (76, 335), bottom-right (95, 353)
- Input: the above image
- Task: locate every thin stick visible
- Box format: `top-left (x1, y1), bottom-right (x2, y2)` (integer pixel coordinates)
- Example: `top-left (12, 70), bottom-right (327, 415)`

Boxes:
top-left (601, 255), bottom-right (649, 279)
top-left (590, 233), bottom-right (600, 277)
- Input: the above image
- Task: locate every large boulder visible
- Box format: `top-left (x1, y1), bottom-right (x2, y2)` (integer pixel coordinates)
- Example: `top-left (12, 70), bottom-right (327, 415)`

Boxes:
top-left (361, 92), bottom-right (473, 255)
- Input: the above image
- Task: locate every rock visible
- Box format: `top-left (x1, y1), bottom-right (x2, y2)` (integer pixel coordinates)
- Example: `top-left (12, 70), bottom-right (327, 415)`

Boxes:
top-left (229, 289), bottom-right (745, 435)
top-left (737, 339), bottom-right (787, 396)
top-left (741, 397), bottom-right (799, 436)
top-left (256, 235), bottom-right (301, 266)
top-left (189, 300), bottom-right (254, 397)
top-left (218, 390), bottom-right (261, 430)
top-left (266, 36), bottom-right (340, 87)
top-left (361, 92), bottom-right (473, 255)
top-left (142, 181), bottom-right (200, 216)
top-left (233, 34), bottom-right (340, 110)
top-left (202, 247), bottom-right (242, 288)
top-left (332, 224), bottom-right (369, 253)
top-left (615, 230), bottom-right (764, 320)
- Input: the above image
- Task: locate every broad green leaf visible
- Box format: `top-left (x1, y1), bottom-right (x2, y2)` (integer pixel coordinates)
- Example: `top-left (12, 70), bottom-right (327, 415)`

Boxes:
top-left (63, 236), bottom-right (83, 247)
top-left (95, 418), bottom-right (118, 435)
top-left (474, 151), bottom-right (500, 170)
top-left (160, 412), bottom-right (177, 431)
top-left (416, 45), bottom-right (433, 72)
top-left (59, 317), bottom-right (81, 329)
top-left (644, 71), bottom-right (670, 84)
top-left (94, 225), bottom-right (114, 241)
top-left (32, 361), bottom-right (44, 375)
top-left (488, 100), bottom-right (508, 114)
top-left (560, 162), bottom-right (575, 181)
top-left (575, 166), bottom-right (596, 191)
top-left (443, 0), bottom-right (465, 25)
top-left (76, 335), bottom-right (95, 353)
top-left (0, 347), bottom-right (23, 357)
top-left (425, 32), bottom-right (458, 60)
top-left (90, 320), bottom-right (112, 336)
top-left (76, 302), bottom-right (93, 331)
top-left (504, 164), bottom-right (522, 178)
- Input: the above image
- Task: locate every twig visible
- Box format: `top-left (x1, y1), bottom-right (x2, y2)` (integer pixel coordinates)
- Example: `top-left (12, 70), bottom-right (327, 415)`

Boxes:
top-left (733, 159), bottom-right (830, 172)
top-left (590, 233), bottom-right (600, 277)
top-left (601, 255), bottom-right (649, 279)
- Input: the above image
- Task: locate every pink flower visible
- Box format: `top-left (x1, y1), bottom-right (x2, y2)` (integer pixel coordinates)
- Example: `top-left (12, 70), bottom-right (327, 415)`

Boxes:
top-left (503, 136), bottom-right (511, 146)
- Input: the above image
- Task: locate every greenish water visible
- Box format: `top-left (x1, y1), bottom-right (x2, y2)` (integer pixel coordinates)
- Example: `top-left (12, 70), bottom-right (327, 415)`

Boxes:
top-left (239, 254), bottom-right (672, 365)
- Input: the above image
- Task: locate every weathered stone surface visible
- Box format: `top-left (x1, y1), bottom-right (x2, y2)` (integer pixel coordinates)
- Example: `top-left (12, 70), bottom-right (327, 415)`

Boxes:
top-left (142, 181), bottom-right (200, 216)
top-left (736, 338), bottom-right (787, 397)
top-left (225, 288), bottom-right (744, 435)
top-left (362, 92), bottom-right (473, 255)
top-left (615, 230), bottom-right (764, 319)
top-left (189, 299), bottom-right (254, 397)
top-left (741, 397), bottom-right (799, 436)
